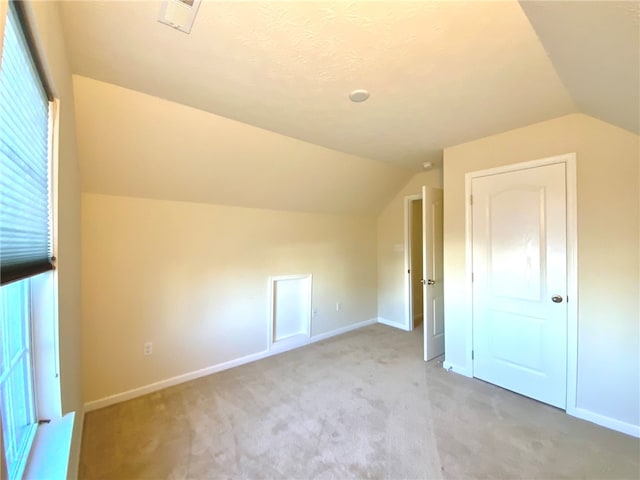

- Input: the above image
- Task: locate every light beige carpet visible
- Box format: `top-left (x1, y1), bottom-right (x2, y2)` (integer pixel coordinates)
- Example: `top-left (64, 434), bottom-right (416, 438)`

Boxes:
top-left (79, 324), bottom-right (640, 479)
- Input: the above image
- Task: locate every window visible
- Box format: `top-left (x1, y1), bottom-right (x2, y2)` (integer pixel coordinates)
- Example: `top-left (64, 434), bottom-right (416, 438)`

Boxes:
top-left (0, 280), bottom-right (37, 479)
top-left (0, 2), bottom-right (55, 479)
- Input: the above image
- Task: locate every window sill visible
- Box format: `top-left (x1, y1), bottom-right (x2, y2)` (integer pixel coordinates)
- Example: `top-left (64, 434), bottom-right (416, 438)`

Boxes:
top-left (24, 412), bottom-right (75, 480)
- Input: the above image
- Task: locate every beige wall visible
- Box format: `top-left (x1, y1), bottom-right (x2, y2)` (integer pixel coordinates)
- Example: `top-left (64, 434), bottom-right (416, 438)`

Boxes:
top-left (82, 193), bottom-right (378, 403)
top-left (443, 113), bottom-right (639, 428)
top-left (21, 2), bottom-right (84, 476)
top-left (377, 170), bottom-right (443, 327)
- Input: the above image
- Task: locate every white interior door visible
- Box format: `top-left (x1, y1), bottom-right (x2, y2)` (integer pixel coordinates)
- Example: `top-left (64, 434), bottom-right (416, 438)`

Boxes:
top-left (471, 163), bottom-right (567, 408)
top-left (423, 186), bottom-right (444, 361)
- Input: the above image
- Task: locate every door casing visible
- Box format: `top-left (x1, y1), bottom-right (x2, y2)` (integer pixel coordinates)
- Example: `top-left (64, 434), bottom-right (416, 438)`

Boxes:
top-left (463, 153), bottom-right (578, 414)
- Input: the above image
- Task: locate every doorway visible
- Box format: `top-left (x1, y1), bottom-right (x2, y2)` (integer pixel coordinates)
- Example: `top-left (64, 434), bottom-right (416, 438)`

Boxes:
top-left (404, 188), bottom-right (445, 361)
top-left (467, 153), bottom-right (578, 410)
top-left (410, 198), bottom-right (424, 330)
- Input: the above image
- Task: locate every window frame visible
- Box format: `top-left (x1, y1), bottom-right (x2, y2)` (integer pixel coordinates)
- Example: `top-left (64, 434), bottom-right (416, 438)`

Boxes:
top-left (0, 2), bottom-right (61, 478)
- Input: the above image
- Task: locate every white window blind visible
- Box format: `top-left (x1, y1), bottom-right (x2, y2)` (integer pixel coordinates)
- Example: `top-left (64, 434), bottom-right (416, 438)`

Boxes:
top-left (0, 1), bottom-right (52, 286)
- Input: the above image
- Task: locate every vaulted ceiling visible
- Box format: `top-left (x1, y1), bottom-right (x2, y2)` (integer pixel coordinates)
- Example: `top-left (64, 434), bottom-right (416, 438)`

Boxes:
top-left (520, 1), bottom-right (639, 135)
top-left (56, 1), bottom-right (638, 213)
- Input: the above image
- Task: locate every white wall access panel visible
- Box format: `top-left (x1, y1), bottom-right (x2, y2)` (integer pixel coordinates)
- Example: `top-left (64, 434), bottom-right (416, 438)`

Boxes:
top-left (270, 274), bottom-right (312, 346)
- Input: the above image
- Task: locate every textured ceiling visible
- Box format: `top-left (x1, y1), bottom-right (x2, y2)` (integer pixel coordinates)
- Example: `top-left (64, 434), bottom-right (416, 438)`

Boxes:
top-left (58, 0), bottom-right (585, 169)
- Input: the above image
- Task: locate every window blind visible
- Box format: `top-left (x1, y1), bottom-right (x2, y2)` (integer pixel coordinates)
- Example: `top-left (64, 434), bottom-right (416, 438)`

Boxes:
top-left (0, 2), bottom-right (53, 285)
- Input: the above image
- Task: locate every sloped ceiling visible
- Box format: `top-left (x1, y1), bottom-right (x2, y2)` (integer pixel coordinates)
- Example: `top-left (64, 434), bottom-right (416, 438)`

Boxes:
top-left (520, 1), bottom-right (639, 134)
top-left (72, 75), bottom-right (411, 216)
top-left (59, 0), bottom-right (580, 169)
top-left (56, 1), bottom-right (638, 214)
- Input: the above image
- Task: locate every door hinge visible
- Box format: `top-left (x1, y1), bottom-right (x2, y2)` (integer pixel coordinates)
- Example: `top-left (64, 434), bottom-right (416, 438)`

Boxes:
top-left (408, 269), bottom-right (410, 274)
top-left (471, 350), bottom-right (474, 360)
top-left (470, 194), bottom-right (473, 206)
top-left (471, 272), bottom-right (474, 282)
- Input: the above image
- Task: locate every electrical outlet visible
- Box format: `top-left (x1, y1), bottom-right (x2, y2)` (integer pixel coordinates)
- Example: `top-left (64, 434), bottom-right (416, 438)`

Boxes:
top-left (336, 302), bottom-right (341, 312)
top-left (144, 342), bottom-right (153, 355)
top-left (312, 308), bottom-right (318, 318)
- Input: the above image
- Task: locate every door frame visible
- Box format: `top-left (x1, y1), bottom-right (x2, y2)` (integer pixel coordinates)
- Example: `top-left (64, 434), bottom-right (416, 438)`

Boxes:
top-left (464, 153), bottom-right (578, 413)
top-left (404, 193), bottom-right (423, 332)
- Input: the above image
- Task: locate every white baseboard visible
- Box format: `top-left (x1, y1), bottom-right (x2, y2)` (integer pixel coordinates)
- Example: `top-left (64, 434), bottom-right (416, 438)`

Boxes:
top-left (568, 406), bottom-right (640, 438)
top-left (377, 317), bottom-right (410, 331)
top-left (442, 360), bottom-right (473, 378)
top-left (84, 318), bottom-right (377, 412)
top-left (310, 317), bottom-right (378, 343)
top-left (268, 318), bottom-right (378, 356)
top-left (84, 349), bottom-right (270, 412)
top-left (439, 358), bottom-right (639, 438)
top-left (441, 362), bottom-right (639, 438)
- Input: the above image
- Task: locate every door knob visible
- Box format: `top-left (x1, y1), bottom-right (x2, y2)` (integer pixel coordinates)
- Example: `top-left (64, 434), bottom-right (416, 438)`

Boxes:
top-left (551, 295), bottom-right (563, 303)
top-left (420, 279), bottom-right (426, 285)
top-left (427, 279), bottom-right (435, 286)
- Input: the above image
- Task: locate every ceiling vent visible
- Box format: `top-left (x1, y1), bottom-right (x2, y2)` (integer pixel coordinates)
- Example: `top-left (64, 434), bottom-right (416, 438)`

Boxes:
top-left (158, 0), bottom-right (201, 34)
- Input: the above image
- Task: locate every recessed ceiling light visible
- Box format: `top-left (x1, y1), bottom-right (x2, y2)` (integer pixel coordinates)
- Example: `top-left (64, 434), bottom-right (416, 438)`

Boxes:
top-left (349, 89), bottom-right (370, 103)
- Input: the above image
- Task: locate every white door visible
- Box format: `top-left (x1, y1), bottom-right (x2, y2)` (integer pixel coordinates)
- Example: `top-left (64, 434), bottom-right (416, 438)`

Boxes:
top-left (472, 163), bottom-right (567, 408)
top-left (423, 186), bottom-right (444, 361)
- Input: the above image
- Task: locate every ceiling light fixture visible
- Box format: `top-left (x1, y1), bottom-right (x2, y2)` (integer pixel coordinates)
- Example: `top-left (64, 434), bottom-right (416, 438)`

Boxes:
top-left (349, 89), bottom-right (370, 103)
top-left (158, 0), bottom-right (201, 34)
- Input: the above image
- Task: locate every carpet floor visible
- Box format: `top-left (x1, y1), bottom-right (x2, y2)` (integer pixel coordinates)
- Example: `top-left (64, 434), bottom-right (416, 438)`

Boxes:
top-left (79, 324), bottom-right (640, 479)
